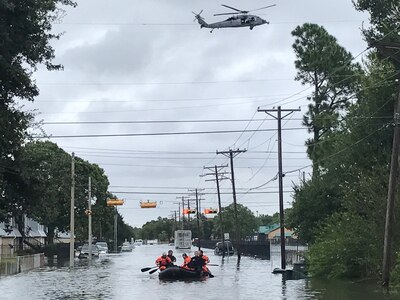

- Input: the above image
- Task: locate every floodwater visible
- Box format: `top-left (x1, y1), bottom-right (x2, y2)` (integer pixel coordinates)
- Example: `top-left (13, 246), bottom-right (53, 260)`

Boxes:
top-left (0, 244), bottom-right (398, 300)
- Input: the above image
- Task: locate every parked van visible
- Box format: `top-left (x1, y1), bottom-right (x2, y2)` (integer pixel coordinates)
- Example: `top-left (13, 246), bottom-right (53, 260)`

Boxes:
top-left (214, 241), bottom-right (235, 255)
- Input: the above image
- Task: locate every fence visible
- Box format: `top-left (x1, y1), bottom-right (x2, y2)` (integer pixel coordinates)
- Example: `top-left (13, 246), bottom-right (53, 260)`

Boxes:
top-left (0, 253), bottom-right (44, 277)
top-left (196, 239), bottom-right (271, 259)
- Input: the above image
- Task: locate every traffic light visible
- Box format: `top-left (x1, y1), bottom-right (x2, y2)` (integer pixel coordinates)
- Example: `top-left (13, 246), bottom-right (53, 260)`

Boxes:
top-left (183, 209), bottom-right (196, 215)
top-left (204, 208), bottom-right (218, 214)
top-left (106, 199), bottom-right (124, 206)
top-left (140, 200), bottom-right (157, 208)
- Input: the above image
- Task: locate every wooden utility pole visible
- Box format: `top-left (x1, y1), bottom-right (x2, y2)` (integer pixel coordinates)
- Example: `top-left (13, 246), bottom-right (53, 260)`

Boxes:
top-left (195, 189), bottom-right (200, 250)
top-left (216, 149), bottom-right (246, 261)
top-left (383, 89), bottom-right (400, 286)
top-left (188, 190), bottom-right (204, 250)
top-left (258, 106), bottom-right (300, 270)
top-left (174, 202), bottom-right (182, 229)
top-left (69, 153), bottom-right (75, 268)
top-left (88, 176), bottom-right (92, 261)
top-left (372, 41), bottom-right (400, 287)
top-left (114, 207), bottom-right (118, 253)
top-left (203, 165), bottom-right (228, 257)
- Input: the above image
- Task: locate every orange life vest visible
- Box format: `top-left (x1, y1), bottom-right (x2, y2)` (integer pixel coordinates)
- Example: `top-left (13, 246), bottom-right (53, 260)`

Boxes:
top-left (181, 256), bottom-right (191, 269)
top-left (156, 256), bottom-right (172, 270)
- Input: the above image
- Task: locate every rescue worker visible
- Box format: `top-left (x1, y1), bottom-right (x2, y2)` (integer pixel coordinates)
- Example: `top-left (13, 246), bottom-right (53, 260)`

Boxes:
top-left (187, 251), bottom-right (204, 271)
top-left (181, 253), bottom-right (191, 269)
top-left (199, 250), bottom-right (211, 274)
top-left (155, 252), bottom-right (172, 270)
top-left (167, 249), bottom-right (176, 265)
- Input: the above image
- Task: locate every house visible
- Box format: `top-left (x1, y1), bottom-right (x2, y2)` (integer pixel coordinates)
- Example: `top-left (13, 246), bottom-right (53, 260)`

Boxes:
top-left (0, 218), bottom-right (22, 257)
top-left (258, 223), bottom-right (297, 242)
top-left (0, 216), bottom-right (47, 256)
top-left (23, 216), bottom-right (47, 249)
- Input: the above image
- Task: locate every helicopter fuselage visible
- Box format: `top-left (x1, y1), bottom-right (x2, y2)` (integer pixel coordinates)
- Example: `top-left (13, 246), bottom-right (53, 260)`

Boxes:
top-left (196, 14), bottom-right (268, 31)
top-left (210, 15), bottom-right (267, 28)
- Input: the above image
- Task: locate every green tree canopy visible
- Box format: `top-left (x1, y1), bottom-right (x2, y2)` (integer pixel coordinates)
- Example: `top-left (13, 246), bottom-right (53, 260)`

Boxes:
top-left (0, 0), bottom-right (76, 222)
top-left (292, 23), bottom-right (362, 175)
top-left (212, 203), bottom-right (258, 240)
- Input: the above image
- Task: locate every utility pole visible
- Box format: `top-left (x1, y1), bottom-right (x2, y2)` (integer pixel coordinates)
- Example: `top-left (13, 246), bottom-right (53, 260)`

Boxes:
top-left (188, 190), bottom-right (204, 250)
top-left (69, 152), bottom-right (75, 268)
top-left (372, 41), bottom-right (400, 287)
top-left (114, 207), bottom-right (118, 253)
top-left (174, 202), bottom-right (182, 229)
top-left (383, 85), bottom-right (400, 286)
top-left (195, 189), bottom-right (200, 250)
top-left (187, 199), bottom-right (191, 223)
top-left (88, 176), bottom-right (92, 261)
top-left (182, 196), bottom-right (186, 229)
top-left (258, 106), bottom-right (300, 270)
top-left (203, 165), bottom-right (228, 257)
top-left (106, 198), bottom-right (124, 252)
top-left (216, 149), bottom-right (246, 261)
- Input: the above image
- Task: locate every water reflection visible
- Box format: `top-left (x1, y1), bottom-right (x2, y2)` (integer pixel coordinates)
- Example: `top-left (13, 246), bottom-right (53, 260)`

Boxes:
top-left (0, 246), bottom-right (398, 299)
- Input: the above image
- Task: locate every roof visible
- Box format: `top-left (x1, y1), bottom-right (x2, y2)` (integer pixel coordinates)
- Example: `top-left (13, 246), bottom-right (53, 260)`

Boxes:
top-left (258, 224), bottom-right (280, 234)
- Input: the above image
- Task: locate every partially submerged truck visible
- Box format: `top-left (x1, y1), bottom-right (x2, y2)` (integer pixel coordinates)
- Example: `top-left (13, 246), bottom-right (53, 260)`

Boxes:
top-left (174, 230), bottom-right (192, 249)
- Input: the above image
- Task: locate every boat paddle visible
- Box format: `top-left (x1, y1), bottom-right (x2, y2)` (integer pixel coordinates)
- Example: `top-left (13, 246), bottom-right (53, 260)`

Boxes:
top-left (149, 268), bottom-right (159, 274)
top-left (141, 267), bottom-right (156, 272)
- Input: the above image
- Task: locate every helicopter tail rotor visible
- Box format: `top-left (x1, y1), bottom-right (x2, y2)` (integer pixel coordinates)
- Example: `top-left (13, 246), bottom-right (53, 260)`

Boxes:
top-left (192, 10), bottom-right (204, 21)
top-left (192, 10), bottom-right (209, 28)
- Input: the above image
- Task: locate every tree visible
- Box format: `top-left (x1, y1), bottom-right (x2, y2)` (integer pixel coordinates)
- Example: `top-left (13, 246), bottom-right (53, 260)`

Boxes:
top-left (291, 53), bottom-right (397, 279)
top-left (354, 0), bottom-right (400, 286)
top-left (140, 217), bottom-right (174, 241)
top-left (0, 0), bottom-right (76, 222)
top-left (0, 0), bottom-right (77, 103)
top-left (292, 23), bottom-right (362, 176)
top-left (212, 204), bottom-right (258, 240)
top-left (16, 141), bottom-right (111, 244)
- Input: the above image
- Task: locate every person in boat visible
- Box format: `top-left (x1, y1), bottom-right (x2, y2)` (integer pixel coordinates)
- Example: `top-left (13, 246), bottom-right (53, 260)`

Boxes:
top-left (181, 253), bottom-right (191, 269)
top-left (167, 250), bottom-right (176, 265)
top-left (187, 251), bottom-right (204, 271)
top-left (155, 252), bottom-right (172, 270)
top-left (199, 250), bottom-right (211, 274)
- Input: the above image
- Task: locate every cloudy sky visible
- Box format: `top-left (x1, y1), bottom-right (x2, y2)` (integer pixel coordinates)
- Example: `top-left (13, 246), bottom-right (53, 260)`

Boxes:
top-left (26, 0), bottom-right (369, 227)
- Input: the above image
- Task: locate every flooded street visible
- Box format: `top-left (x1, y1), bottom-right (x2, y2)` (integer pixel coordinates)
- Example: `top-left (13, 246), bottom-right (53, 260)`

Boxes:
top-left (0, 245), bottom-right (397, 299)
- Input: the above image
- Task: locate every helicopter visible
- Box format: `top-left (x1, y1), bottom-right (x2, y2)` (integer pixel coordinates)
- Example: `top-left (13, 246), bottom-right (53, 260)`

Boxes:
top-left (192, 4), bottom-right (276, 33)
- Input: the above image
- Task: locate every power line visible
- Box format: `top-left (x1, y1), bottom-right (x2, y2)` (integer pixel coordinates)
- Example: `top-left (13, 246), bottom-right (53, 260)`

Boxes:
top-left (33, 127), bottom-right (305, 139)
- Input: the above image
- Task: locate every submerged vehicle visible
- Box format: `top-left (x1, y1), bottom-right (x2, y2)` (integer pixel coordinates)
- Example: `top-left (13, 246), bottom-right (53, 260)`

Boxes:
top-left (133, 239), bottom-right (143, 246)
top-left (78, 244), bottom-right (100, 259)
top-left (174, 230), bottom-right (192, 249)
top-left (214, 241), bottom-right (235, 255)
top-left (95, 241), bottom-right (109, 254)
top-left (158, 266), bottom-right (209, 280)
top-left (121, 241), bottom-right (134, 252)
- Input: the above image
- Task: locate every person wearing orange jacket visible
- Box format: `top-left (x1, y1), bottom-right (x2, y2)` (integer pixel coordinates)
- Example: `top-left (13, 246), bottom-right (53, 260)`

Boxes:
top-left (155, 252), bottom-right (172, 270)
top-left (180, 253), bottom-right (191, 269)
top-left (199, 250), bottom-right (211, 274)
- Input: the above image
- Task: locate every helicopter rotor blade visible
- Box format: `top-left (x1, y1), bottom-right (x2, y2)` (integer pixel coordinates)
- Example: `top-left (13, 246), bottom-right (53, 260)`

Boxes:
top-left (221, 4), bottom-right (248, 13)
top-left (192, 9), bottom-right (203, 16)
top-left (248, 4), bottom-right (277, 13)
top-left (213, 12), bottom-right (239, 16)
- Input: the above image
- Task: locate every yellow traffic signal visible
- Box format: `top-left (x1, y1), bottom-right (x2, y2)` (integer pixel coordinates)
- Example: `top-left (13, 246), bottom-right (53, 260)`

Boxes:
top-left (140, 200), bottom-right (157, 208)
top-left (106, 199), bottom-right (124, 206)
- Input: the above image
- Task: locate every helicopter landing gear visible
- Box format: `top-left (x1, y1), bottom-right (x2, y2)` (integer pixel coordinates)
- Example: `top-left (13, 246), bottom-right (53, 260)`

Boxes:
top-left (210, 29), bottom-right (214, 33)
